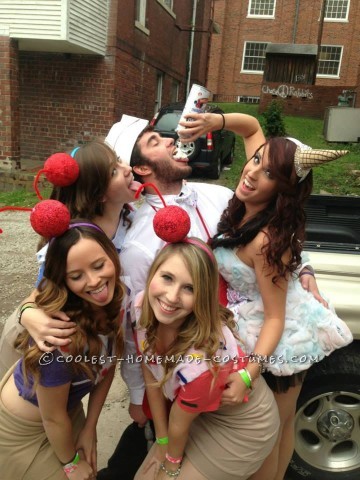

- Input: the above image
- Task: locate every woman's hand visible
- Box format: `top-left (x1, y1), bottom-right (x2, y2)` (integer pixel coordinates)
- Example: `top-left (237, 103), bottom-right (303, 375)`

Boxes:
top-left (178, 112), bottom-right (220, 142)
top-left (65, 458), bottom-right (94, 479)
top-left (300, 273), bottom-right (328, 308)
top-left (76, 427), bottom-right (97, 474)
top-left (21, 307), bottom-right (76, 351)
top-left (221, 371), bottom-right (250, 405)
top-left (139, 443), bottom-right (166, 476)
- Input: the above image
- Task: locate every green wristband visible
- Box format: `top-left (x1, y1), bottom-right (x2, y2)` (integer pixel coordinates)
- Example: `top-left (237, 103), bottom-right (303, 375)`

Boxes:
top-left (238, 368), bottom-right (252, 389)
top-left (156, 436), bottom-right (169, 445)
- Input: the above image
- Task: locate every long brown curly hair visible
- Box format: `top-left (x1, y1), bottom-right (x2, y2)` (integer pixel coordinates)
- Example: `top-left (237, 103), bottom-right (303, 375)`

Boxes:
top-left (139, 239), bottom-right (238, 388)
top-left (212, 137), bottom-right (313, 283)
top-left (16, 223), bottom-right (125, 389)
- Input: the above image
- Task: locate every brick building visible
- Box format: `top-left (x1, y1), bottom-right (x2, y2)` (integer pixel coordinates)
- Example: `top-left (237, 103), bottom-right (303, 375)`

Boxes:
top-left (208, 0), bottom-right (360, 115)
top-left (0, 0), bottom-right (213, 167)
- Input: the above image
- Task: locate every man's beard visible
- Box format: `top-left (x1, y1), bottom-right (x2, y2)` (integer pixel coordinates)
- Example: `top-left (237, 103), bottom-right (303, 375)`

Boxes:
top-left (150, 158), bottom-right (192, 184)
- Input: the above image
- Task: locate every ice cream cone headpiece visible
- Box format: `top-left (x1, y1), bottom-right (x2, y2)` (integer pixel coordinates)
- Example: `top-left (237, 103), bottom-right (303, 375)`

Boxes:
top-left (287, 137), bottom-right (349, 182)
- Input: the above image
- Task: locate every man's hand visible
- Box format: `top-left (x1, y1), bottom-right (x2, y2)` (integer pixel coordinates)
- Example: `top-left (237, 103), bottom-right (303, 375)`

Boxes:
top-left (128, 403), bottom-right (148, 426)
top-left (21, 307), bottom-right (76, 351)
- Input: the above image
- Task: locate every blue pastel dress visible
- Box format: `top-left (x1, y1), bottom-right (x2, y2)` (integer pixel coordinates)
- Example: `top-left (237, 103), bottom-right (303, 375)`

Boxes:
top-left (214, 247), bottom-right (353, 376)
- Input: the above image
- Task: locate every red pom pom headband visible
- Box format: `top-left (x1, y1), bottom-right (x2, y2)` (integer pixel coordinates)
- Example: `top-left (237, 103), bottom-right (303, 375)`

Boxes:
top-left (134, 182), bottom-right (215, 261)
top-left (0, 151), bottom-right (80, 237)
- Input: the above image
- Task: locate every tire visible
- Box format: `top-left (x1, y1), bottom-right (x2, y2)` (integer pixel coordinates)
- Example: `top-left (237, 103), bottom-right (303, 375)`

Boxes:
top-left (223, 141), bottom-right (235, 165)
top-left (176, 138), bottom-right (201, 161)
top-left (287, 343), bottom-right (360, 480)
top-left (208, 156), bottom-right (222, 179)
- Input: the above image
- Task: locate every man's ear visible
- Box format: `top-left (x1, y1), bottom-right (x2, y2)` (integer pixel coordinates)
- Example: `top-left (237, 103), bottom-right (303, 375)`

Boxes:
top-left (133, 165), bottom-right (152, 177)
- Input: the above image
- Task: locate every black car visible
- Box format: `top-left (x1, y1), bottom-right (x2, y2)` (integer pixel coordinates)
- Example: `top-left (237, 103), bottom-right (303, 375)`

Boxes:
top-left (150, 102), bottom-right (236, 179)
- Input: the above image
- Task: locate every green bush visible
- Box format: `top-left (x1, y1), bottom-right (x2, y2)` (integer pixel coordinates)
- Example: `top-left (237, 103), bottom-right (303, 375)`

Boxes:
top-left (262, 100), bottom-right (286, 137)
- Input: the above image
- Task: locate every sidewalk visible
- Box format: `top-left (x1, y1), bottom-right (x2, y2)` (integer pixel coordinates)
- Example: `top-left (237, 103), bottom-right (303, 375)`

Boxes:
top-left (84, 372), bottom-right (132, 469)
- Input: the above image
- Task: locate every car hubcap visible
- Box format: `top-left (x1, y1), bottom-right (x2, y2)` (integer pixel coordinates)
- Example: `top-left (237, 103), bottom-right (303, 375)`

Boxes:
top-left (295, 391), bottom-right (360, 472)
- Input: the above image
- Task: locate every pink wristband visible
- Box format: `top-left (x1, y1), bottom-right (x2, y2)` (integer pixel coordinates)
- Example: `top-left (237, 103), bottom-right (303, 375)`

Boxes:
top-left (165, 452), bottom-right (183, 464)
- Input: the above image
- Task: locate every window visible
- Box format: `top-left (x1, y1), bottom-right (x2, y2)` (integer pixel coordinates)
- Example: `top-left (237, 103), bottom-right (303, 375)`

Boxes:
top-left (171, 80), bottom-right (180, 102)
top-left (242, 42), bottom-right (268, 73)
top-left (325, 0), bottom-right (350, 21)
top-left (136, 0), bottom-right (147, 26)
top-left (163, 0), bottom-right (173, 9)
top-left (248, 0), bottom-right (276, 17)
top-left (155, 73), bottom-right (164, 113)
top-left (317, 45), bottom-right (342, 77)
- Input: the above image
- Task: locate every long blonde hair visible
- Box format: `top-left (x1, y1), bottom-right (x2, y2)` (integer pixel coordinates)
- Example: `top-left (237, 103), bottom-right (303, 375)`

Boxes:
top-left (139, 239), bottom-right (237, 386)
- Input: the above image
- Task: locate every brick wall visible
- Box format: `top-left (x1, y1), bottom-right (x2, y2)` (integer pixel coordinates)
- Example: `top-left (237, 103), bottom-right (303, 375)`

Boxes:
top-left (208, 0), bottom-right (360, 101)
top-left (259, 83), bottom-right (357, 119)
top-left (0, 35), bottom-right (20, 167)
top-left (0, 0), bottom-right (211, 169)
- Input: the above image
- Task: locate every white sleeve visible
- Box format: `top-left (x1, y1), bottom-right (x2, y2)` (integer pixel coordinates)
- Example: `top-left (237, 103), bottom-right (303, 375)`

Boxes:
top-left (120, 241), bottom-right (155, 295)
top-left (120, 286), bottom-right (145, 405)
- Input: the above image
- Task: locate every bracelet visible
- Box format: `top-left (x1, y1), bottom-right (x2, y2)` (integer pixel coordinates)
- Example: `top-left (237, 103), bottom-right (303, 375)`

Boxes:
top-left (17, 303), bottom-right (37, 326)
top-left (218, 112), bottom-right (225, 130)
top-left (156, 436), bottom-right (169, 445)
top-left (165, 452), bottom-right (183, 464)
top-left (299, 271), bottom-right (315, 278)
top-left (238, 368), bottom-right (252, 389)
top-left (159, 462), bottom-right (182, 478)
top-left (62, 451), bottom-right (80, 474)
top-left (249, 352), bottom-right (266, 373)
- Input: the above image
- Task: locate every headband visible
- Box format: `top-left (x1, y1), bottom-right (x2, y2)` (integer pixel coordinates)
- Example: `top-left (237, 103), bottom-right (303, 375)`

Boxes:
top-left (0, 152), bottom-right (80, 236)
top-left (134, 183), bottom-right (215, 262)
top-left (286, 137), bottom-right (349, 182)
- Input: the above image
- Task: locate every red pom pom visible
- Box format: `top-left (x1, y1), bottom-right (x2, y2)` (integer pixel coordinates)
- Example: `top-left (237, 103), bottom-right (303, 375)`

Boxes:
top-left (44, 153), bottom-right (79, 187)
top-left (30, 200), bottom-right (70, 237)
top-left (153, 206), bottom-right (190, 242)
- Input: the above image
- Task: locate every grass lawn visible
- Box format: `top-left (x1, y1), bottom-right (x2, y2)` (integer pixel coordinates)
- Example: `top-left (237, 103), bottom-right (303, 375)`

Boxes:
top-left (216, 103), bottom-right (360, 196)
top-left (0, 104), bottom-right (359, 208)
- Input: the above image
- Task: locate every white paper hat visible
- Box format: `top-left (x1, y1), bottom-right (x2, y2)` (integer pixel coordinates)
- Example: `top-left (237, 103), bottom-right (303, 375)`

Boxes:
top-left (105, 114), bottom-right (149, 165)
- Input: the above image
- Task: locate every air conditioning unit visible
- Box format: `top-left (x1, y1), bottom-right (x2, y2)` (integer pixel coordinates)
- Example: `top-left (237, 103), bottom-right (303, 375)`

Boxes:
top-left (324, 107), bottom-right (360, 142)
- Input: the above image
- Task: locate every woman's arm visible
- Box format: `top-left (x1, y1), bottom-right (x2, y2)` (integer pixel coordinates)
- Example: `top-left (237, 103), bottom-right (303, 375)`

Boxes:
top-left (246, 232), bottom-right (288, 380)
top-left (76, 365), bottom-right (115, 474)
top-left (20, 290), bottom-right (77, 351)
top-left (156, 402), bottom-right (199, 479)
top-left (36, 383), bottom-right (93, 479)
top-left (178, 112), bottom-right (266, 161)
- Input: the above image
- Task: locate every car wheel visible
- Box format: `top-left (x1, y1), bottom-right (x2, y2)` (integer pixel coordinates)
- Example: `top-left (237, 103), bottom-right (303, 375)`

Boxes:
top-left (223, 141), bottom-right (235, 166)
top-left (287, 343), bottom-right (360, 480)
top-left (208, 156), bottom-right (222, 179)
top-left (176, 139), bottom-right (201, 161)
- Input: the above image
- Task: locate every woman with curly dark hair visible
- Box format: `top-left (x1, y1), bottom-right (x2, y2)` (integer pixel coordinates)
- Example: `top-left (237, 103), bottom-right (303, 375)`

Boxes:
top-left (178, 112), bottom-right (352, 480)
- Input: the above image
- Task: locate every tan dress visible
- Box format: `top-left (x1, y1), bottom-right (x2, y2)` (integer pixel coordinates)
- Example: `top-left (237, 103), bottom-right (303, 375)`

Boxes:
top-left (135, 376), bottom-right (279, 480)
top-left (0, 365), bottom-right (86, 480)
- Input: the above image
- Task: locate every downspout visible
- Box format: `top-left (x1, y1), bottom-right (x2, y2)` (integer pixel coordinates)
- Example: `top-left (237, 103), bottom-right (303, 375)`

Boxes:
top-left (292, 0), bottom-right (300, 43)
top-left (186, 0), bottom-right (198, 96)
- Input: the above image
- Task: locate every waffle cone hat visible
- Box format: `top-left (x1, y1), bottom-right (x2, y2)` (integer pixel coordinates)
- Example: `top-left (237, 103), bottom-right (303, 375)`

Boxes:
top-left (294, 147), bottom-right (349, 181)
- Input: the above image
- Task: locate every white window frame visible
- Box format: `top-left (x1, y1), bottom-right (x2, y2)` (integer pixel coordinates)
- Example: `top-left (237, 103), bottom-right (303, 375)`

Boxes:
top-left (324, 0), bottom-right (350, 22)
top-left (241, 41), bottom-right (269, 74)
top-left (247, 0), bottom-right (276, 18)
top-left (316, 45), bottom-right (343, 78)
top-left (135, 0), bottom-right (150, 35)
top-left (157, 0), bottom-right (176, 18)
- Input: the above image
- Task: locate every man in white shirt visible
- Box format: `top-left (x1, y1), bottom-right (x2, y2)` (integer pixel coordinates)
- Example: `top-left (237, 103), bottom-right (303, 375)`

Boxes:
top-left (106, 114), bottom-right (233, 295)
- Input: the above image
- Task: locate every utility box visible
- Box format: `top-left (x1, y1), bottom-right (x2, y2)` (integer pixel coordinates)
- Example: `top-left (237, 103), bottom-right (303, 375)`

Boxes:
top-left (324, 107), bottom-right (360, 142)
